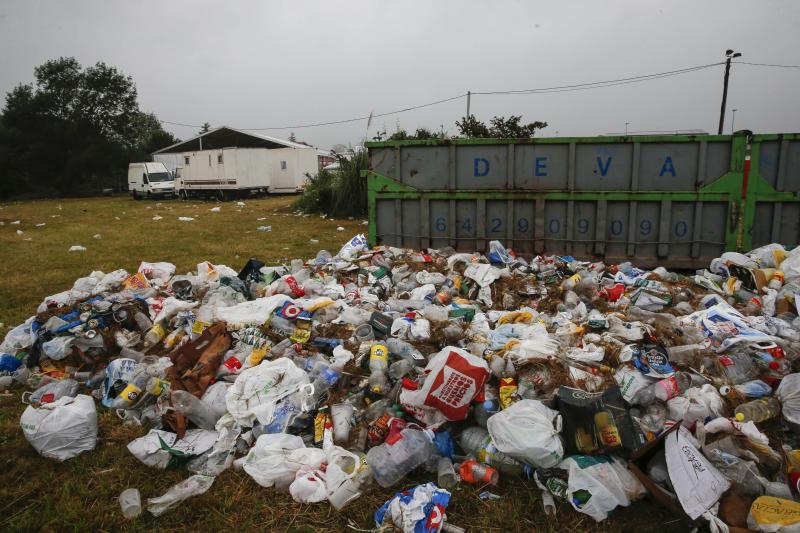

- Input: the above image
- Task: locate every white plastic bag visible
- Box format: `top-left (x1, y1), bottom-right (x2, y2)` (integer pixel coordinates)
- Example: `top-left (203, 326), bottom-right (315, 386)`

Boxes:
top-left (667, 384), bottom-right (725, 427)
top-left (138, 261), bottom-right (176, 286)
top-left (558, 455), bottom-right (645, 522)
top-left (290, 466), bottom-right (329, 503)
top-left (216, 295), bottom-right (292, 328)
top-left (776, 373), bottom-right (800, 427)
top-left (147, 474), bottom-right (215, 516)
top-left (127, 429), bottom-right (219, 469)
top-left (242, 433), bottom-right (326, 488)
top-left (666, 427), bottom-right (730, 528)
top-left (225, 357), bottom-right (310, 427)
top-left (486, 399), bottom-right (563, 467)
top-left (42, 336), bottom-right (74, 361)
top-left (20, 394), bottom-right (97, 461)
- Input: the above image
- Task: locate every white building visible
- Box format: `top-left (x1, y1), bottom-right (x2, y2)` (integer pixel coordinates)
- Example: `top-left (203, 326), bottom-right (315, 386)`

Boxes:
top-left (152, 127), bottom-right (320, 199)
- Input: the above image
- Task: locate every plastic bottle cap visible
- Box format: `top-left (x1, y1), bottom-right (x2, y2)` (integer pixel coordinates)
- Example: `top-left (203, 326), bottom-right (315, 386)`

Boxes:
top-left (735, 412), bottom-right (745, 421)
top-left (769, 361), bottom-right (780, 370)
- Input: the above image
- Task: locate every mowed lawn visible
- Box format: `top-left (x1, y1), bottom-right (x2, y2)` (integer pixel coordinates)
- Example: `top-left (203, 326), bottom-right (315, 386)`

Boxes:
top-left (0, 196), bottom-right (682, 532)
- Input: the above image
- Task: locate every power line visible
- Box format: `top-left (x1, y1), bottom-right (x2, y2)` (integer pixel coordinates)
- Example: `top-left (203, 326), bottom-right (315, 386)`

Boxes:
top-left (734, 61), bottom-right (800, 69)
top-left (472, 62), bottom-right (724, 95)
top-left (158, 59), bottom-right (795, 132)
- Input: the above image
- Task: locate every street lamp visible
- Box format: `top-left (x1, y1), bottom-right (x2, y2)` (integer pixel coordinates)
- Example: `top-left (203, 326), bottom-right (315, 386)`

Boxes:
top-left (625, 122), bottom-right (629, 135)
top-left (731, 108), bottom-right (737, 134)
top-left (718, 49), bottom-right (742, 134)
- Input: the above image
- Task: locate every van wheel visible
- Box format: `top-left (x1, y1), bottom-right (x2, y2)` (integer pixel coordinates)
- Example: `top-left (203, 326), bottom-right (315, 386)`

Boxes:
top-left (132, 190), bottom-right (140, 200)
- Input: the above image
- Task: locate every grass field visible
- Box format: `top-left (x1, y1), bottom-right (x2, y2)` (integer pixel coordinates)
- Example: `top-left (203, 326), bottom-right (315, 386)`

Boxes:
top-left (0, 196), bottom-right (685, 532)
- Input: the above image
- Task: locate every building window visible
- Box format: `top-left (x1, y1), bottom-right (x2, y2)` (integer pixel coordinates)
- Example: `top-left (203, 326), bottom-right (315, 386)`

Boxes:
top-left (217, 154), bottom-right (223, 164)
top-left (281, 161), bottom-right (287, 170)
top-left (184, 156), bottom-right (190, 165)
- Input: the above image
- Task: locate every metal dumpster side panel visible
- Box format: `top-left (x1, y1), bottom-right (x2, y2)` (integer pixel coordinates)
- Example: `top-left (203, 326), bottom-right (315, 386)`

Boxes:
top-left (366, 133), bottom-right (800, 268)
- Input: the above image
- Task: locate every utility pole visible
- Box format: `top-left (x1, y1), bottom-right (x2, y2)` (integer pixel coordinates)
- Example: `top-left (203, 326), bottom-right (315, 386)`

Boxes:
top-left (625, 122), bottom-right (629, 135)
top-left (731, 108), bottom-right (737, 134)
top-left (466, 91), bottom-right (471, 118)
top-left (718, 49), bottom-right (742, 134)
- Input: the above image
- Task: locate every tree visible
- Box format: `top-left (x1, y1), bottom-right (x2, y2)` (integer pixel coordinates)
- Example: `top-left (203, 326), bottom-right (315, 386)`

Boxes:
top-left (0, 57), bottom-right (177, 197)
top-left (455, 114), bottom-right (491, 138)
top-left (199, 122), bottom-right (211, 135)
top-left (288, 132), bottom-right (297, 142)
top-left (455, 114), bottom-right (547, 139)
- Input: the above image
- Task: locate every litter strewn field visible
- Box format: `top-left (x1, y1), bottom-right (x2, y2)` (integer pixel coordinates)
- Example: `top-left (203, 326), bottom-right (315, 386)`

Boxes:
top-left (5, 196), bottom-right (800, 531)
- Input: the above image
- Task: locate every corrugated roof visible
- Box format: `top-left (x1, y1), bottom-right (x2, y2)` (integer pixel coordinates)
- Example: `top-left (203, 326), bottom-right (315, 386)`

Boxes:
top-left (152, 126), bottom-right (315, 154)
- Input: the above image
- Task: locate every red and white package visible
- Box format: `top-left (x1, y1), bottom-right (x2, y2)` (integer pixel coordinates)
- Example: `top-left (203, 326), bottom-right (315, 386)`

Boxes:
top-left (400, 346), bottom-right (490, 424)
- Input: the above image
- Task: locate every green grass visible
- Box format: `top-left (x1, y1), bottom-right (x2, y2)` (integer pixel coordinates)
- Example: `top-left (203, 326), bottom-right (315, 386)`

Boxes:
top-left (0, 196), bottom-right (685, 532)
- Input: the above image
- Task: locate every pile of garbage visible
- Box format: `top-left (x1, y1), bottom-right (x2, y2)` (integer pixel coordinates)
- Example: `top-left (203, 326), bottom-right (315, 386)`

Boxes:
top-left (3, 236), bottom-right (800, 531)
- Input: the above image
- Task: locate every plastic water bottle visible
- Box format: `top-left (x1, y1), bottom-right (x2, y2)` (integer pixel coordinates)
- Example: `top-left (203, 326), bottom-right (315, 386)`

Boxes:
top-left (718, 353), bottom-right (759, 385)
top-left (368, 344), bottom-right (389, 394)
top-left (366, 428), bottom-right (437, 488)
top-left (457, 427), bottom-right (531, 477)
top-left (437, 457), bottom-right (458, 489)
top-left (386, 338), bottom-right (426, 366)
top-left (171, 390), bottom-right (219, 430)
top-left (665, 342), bottom-right (710, 366)
top-left (388, 359), bottom-right (414, 380)
top-left (734, 397), bottom-right (780, 423)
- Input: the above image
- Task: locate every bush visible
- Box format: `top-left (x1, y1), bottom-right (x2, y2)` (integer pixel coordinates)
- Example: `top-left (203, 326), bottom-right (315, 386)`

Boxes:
top-left (293, 148), bottom-right (368, 218)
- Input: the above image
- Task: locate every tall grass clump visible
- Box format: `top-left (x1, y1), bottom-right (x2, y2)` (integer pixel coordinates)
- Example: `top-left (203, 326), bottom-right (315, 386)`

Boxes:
top-left (294, 148), bottom-right (368, 217)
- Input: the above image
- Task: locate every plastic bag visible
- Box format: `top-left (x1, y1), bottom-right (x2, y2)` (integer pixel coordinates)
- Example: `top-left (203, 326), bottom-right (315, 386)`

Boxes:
top-left (41, 336), bottom-right (74, 361)
top-left (127, 429), bottom-right (218, 469)
top-left (290, 466), bottom-right (329, 503)
top-left (486, 399), bottom-right (563, 468)
top-left (242, 433), bottom-right (326, 488)
top-left (374, 483), bottom-right (451, 533)
top-left (215, 294), bottom-right (292, 328)
top-left (226, 357), bottom-right (310, 427)
top-left (400, 346), bottom-right (490, 424)
top-left (20, 394), bottom-right (97, 461)
top-left (776, 374), bottom-right (800, 430)
top-left (147, 474), bottom-right (215, 517)
top-left (666, 427), bottom-right (730, 530)
top-left (557, 455), bottom-right (645, 522)
top-left (667, 384), bottom-right (725, 428)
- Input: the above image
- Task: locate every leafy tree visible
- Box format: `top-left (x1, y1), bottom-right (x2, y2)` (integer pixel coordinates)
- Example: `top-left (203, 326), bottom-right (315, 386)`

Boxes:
top-left (288, 132), bottom-right (297, 142)
top-left (455, 114), bottom-right (547, 138)
top-left (455, 114), bottom-right (491, 138)
top-left (0, 57), bottom-right (177, 197)
top-left (199, 122), bottom-right (211, 135)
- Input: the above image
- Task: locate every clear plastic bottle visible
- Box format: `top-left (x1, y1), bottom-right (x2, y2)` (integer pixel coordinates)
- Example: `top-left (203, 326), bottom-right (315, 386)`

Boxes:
top-left (366, 427), bottom-right (437, 488)
top-left (270, 338), bottom-right (293, 359)
top-left (653, 372), bottom-right (693, 401)
top-left (665, 342), bottom-right (710, 366)
top-left (171, 390), bottom-right (219, 430)
top-left (388, 359), bottom-right (414, 380)
top-left (734, 397), bottom-right (781, 423)
top-left (457, 426), bottom-right (532, 477)
top-left (437, 456), bottom-right (458, 489)
top-left (386, 338), bottom-right (426, 366)
top-left (718, 353), bottom-right (759, 385)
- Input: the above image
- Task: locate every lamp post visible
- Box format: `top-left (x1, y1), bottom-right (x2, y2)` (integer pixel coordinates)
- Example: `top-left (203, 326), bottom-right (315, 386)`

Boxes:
top-left (731, 108), bottom-right (737, 134)
top-left (718, 49), bottom-right (742, 134)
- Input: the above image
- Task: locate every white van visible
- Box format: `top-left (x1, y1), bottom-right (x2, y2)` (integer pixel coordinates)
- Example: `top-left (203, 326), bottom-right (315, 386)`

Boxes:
top-left (128, 162), bottom-right (175, 199)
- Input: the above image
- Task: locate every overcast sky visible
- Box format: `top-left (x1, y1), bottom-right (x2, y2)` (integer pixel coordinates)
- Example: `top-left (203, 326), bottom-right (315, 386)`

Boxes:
top-left (1, 0), bottom-right (798, 149)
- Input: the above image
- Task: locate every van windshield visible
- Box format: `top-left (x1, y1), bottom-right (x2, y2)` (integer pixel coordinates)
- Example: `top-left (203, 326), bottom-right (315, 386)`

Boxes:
top-left (147, 172), bottom-right (172, 183)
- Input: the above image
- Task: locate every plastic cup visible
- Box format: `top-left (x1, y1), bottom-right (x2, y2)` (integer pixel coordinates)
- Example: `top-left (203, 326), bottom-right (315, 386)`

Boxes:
top-left (353, 324), bottom-right (374, 343)
top-left (330, 403), bottom-right (355, 444)
top-left (327, 478), bottom-right (362, 511)
top-left (119, 488), bottom-right (142, 519)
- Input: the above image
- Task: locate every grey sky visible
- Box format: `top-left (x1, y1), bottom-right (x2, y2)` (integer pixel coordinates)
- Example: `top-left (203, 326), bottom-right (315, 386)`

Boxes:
top-left (1, 0), bottom-right (798, 150)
